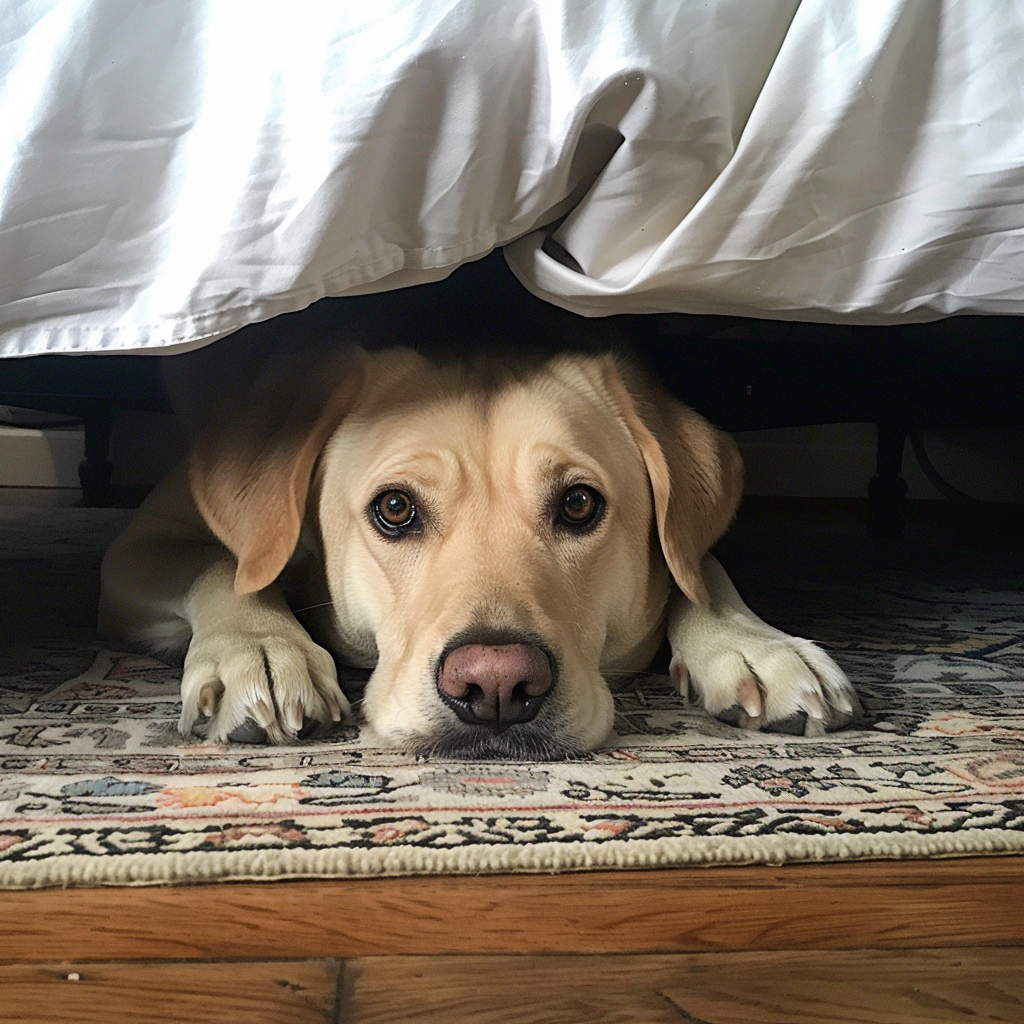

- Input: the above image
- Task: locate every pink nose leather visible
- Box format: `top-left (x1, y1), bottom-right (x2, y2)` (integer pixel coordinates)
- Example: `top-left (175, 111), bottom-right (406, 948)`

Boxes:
top-left (437, 643), bottom-right (553, 728)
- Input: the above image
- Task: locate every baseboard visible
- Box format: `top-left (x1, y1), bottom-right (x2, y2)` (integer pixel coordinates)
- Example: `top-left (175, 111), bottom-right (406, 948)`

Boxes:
top-left (0, 486), bottom-right (82, 507)
top-left (0, 425), bottom-right (84, 489)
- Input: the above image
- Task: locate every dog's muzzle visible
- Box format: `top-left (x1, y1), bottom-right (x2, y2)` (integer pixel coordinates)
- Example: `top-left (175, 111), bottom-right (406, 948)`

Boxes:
top-left (436, 638), bottom-right (554, 731)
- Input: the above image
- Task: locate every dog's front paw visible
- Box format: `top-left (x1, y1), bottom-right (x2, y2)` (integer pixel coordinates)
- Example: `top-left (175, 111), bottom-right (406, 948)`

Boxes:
top-left (670, 610), bottom-right (862, 737)
top-left (179, 628), bottom-right (350, 744)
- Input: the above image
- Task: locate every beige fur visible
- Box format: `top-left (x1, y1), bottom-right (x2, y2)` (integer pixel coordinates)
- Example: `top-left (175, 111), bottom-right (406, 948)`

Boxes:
top-left (100, 326), bottom-right (859, 758)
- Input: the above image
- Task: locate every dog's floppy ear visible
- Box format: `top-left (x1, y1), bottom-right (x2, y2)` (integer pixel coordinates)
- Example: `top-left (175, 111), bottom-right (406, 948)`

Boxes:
top-left (188, 348), bottom-right (366, 596)
top-left (600, 358), bottom-right (743, 605)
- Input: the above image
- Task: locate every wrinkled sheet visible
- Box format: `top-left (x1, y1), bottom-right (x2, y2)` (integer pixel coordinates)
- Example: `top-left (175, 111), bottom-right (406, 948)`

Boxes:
top-left (1, 0), bottom-right (1023, 356)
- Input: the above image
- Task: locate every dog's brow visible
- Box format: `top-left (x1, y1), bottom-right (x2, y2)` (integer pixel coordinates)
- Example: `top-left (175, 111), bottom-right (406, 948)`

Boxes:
top-left (540, 456), bottom-right (613, 493)
top-left (369, 449), bottom-right (461, 488)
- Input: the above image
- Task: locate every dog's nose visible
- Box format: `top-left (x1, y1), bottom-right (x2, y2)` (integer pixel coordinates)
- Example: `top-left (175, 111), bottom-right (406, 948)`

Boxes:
top-left (437, 643), bottom-right (553, 729)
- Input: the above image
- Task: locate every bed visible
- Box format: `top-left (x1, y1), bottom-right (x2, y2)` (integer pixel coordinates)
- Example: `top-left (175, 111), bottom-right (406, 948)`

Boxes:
top-left (2, 0), bottom-right (1024, 359)
top-left (1, 2), bottom-right (1023, 1017)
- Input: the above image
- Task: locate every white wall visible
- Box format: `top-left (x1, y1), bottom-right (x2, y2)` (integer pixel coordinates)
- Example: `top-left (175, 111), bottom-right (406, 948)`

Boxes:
top-left (0, 422), bottom-right (85, 502)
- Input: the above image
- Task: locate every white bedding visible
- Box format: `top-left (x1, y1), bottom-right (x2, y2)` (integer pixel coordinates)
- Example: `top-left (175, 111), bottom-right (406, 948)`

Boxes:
top-left (2, 0), bottom-right (1023, 356)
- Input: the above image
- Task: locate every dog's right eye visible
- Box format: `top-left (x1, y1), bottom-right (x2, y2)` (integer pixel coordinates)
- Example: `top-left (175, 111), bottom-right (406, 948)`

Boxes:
top-left (371, 489), bottom-right (421, 537)
top-left (556, 484), bottom-right (605, 532)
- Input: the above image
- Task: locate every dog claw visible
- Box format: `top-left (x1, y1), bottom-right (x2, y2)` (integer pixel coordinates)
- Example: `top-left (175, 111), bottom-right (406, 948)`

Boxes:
top-left (198, 681), bottom-right (223, 718)
top-left (669, 657), bottom-right (690, 695)
top-left (283, 703), bottom-right (304, 734)
top-left (802, 688), bottom-right (826, 719)
top-left (803, 716), bottom-right (827, 738)
top-left (834, 690), bottom-right (854, 715)
top-left (737, 676), bottom-right (763, 718)
top-left (253, 699), bottom-right (276, 729)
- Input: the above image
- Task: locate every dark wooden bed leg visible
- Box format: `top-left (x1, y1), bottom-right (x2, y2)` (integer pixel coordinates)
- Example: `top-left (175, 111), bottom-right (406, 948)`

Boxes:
top-left (867, 423), bottom-right (908, 537)
top-left (78, 408), bottom-right (114, 507)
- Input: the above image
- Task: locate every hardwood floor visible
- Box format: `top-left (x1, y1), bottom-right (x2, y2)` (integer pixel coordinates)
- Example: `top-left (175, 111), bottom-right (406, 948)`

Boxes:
top-left (4, 949), bottom-right (1022, 1023)
top-left (2, 858), bottom-right (1022, 1022)
top-left (342, 950), bottom-right (1024, 1024)
top-left (4, 859), bottom-right (1024, 961)
top-left (3, 961), bottom-right (340, 1024)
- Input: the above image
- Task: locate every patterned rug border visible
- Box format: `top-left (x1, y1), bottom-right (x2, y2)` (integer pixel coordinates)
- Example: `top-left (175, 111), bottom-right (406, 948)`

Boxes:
top-left (4, 828), bottom-right (1024, 890)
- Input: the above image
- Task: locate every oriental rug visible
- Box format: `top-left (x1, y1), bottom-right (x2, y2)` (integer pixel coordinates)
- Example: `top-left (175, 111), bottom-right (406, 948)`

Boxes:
top-left (1, 506), bottom-right (1021, 888)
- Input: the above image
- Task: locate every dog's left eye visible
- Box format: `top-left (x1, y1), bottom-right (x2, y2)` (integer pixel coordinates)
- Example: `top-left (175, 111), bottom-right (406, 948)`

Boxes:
top-left (371, 489), bottom-right (421, 537)
top-left (556, 485), bottom-right (605, 531)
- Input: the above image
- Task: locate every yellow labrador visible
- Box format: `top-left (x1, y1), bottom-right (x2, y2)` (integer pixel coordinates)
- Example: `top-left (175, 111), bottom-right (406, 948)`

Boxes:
top-left (99, 316), bottom-right (859, 758)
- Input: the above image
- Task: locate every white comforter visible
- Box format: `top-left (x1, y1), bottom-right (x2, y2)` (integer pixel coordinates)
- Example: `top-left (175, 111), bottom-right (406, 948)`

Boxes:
top-left (2, 0), bottom-right (1023, 356)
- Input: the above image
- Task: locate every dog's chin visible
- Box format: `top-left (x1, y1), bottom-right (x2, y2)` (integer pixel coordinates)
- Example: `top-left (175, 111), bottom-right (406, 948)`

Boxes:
top-left (411, 722), bottom-right (587, 762)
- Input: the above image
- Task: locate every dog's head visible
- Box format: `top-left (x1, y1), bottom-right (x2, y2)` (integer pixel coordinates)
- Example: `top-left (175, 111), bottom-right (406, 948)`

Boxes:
top-left (189, 342), bottom-right (742, 759)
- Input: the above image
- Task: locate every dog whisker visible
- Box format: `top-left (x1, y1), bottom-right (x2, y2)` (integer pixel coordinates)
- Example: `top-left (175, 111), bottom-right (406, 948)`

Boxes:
top-left (289, 600), bottom-right (339, 617)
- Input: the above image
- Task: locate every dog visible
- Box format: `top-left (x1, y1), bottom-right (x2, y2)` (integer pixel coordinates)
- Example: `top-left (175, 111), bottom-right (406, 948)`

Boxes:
top-left (99, 311), bottom-right (861, 759)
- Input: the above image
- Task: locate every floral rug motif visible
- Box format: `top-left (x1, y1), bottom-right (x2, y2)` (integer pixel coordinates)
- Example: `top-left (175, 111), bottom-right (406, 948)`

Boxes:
top-left (0, 507), bottom-right (1022, 888)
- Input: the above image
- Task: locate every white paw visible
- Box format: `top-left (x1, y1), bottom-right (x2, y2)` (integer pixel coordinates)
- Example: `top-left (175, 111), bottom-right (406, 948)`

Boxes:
top-left (670, 608), bottom-right (862, 737)
top-left (180, 627), bottom-right (350, 744)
